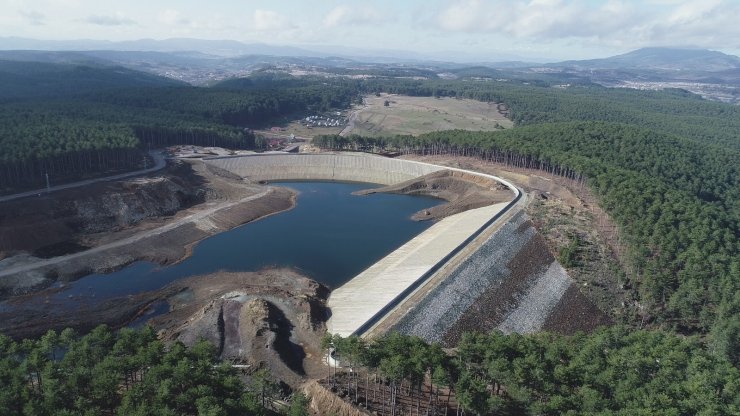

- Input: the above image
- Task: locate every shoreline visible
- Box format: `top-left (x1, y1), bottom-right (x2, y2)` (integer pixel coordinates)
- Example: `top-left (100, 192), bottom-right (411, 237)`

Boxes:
top-left (1, 153), bottom-right (520, 342)
top-left (0, 186), bottom-right (301, 340)
top-left (0, 185), bottom-right (298, 300)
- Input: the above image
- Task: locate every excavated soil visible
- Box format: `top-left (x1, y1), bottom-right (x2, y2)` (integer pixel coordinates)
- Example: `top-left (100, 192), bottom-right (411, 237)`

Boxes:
top-left (355, 170), bottom-right (512, 220)
top-left (0, 161), bottom-right (206, 257)
top-left (152, 269), bottom-right (331, 386)
top-left (0, 158), bottom-right (296, 298)
top-left (0, 268), bottom-right (331, 388)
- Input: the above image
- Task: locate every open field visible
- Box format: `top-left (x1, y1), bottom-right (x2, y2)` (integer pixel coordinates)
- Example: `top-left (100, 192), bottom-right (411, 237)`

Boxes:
top-left (346, 94), bottom-right (512, 137)
top-left (254, 120), bottom-right (345, 140)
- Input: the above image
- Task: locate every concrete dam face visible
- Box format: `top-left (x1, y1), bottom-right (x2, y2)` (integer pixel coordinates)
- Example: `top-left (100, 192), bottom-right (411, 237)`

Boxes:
top-left (205, 153), bottom-right (606, 342)
top-left (204, 153), bottom-right (445, 185)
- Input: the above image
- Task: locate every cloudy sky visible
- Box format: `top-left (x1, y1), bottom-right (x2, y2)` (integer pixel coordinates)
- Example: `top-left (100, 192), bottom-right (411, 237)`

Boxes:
top-left (2, 0), bottom-right (739, 61)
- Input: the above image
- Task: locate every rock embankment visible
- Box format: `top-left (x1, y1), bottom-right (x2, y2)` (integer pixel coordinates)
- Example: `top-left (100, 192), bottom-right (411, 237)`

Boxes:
top-left (354, 170), bottom-right (513, 221)
top-left (391, 211), bottom-right (610, 345)
top-left (154, 270), bottom-right (330, 386)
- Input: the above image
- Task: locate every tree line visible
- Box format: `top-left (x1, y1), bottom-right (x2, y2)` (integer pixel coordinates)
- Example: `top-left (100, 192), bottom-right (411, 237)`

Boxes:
top-left (0, 78), bottom-right (358, 191)
top-left (0, 325), bottom-right (310, 416)
top-left (314, 121), bottom-right (739, 364)
top-left (4, 67), bottom-right (738, 192)
top-left (325, 327), bottom-right (738, 415)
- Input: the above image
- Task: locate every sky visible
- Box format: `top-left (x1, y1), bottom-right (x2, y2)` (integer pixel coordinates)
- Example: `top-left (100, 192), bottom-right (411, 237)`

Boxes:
top-left (1, 0), bottom-right (740, 61)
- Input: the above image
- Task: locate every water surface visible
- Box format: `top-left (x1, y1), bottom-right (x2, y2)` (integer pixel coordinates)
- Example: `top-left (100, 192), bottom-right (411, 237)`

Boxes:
top-left (49, 181), bottom-right (441, 305)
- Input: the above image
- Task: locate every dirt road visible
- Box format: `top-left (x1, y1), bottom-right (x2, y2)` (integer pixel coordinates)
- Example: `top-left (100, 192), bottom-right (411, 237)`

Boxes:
top-left (0, 187), bottom-right (273, 279)
top-left (339, 108), bottom-right (360, 136)
top-left (0, 151), bottom-right (167, 203)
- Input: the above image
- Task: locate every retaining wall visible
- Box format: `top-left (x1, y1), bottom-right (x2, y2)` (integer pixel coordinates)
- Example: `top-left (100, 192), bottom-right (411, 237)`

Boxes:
top-left (204, 153), bottom-right (445, 185)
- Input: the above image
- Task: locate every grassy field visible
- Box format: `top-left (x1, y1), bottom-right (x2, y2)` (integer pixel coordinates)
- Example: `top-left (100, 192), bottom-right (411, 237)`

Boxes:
top-left (347, 94), bottom-right (513, 137)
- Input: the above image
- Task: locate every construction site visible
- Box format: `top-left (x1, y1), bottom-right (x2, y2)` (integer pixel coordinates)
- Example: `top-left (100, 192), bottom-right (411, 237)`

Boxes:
top-left (0, 151), bottom-right (612, 407)
top-left (202, 153), bottom-right (609, 339)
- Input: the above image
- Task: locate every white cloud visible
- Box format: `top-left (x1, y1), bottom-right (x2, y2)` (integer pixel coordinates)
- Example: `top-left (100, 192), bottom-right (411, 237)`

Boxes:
top-left (252, 9), bottom-right (292, 31)
top-left (159, 9), bottom-right (189, 26)
top-left (647, 0), bottom-right (740, 49)
top-left (19, 10), bottom-right (46, 26)
top-left (437, 0), bottom-right (638, 38)
top-left (83, 13), bottom-right (136, 26)
top-left (434, 0), bottom-right (740, 50)
top-left (323, 5), bottom-right (385, 28)
top-left (665, 0), bottom-right (722, 24)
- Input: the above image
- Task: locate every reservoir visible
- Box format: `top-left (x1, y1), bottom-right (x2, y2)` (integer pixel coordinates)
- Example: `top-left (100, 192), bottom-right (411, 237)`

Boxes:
top-left (46, 181), bottom-right (442, 304)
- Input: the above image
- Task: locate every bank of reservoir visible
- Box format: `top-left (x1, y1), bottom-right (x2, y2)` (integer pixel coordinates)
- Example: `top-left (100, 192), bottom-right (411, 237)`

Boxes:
top-left (41, 182), bottom-right (441, 305)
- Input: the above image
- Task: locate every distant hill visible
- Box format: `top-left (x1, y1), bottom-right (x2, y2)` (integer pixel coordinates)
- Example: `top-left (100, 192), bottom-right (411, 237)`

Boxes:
top-left (0, 37), bottom-right (325, 58)
top-left (553, 47), bottom-right (740, 72)
top-left (0, 60), bottom-right (184, 99)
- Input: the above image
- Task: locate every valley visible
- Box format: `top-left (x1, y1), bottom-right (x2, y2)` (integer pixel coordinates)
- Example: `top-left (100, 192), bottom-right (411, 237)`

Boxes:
top-left (0, 37), bottom-right (737, 415)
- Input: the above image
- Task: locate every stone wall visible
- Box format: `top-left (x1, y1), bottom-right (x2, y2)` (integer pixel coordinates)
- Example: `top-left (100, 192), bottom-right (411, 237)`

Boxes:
top-left (204, 153), bottom-right (445, 185)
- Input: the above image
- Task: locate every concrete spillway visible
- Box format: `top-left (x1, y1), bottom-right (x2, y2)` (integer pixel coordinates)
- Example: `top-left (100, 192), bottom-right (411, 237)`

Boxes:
top-left (205, 153), bottom-right (521, 337)
top-left (327, 202), bottom-right (510, 336)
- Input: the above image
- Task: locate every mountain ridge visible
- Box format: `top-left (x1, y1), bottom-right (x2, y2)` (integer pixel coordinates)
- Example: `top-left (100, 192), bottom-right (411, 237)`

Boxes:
top-left (550, 47), bottom-right (740, 72)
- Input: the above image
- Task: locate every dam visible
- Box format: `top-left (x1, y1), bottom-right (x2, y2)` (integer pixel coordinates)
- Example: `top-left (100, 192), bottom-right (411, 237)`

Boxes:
top-left (205, 153), bottom-right (523, 337)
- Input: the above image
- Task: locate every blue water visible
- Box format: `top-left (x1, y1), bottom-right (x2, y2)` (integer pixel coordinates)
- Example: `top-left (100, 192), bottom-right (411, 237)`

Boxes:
top-left (49, 182), bottom-right (441, 305)
top-left (128, 301), bottom-right (170, 328)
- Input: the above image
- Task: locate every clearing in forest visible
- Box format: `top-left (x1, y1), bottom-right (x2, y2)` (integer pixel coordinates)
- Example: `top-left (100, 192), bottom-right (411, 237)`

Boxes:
top-left (346, 94), bottom-right (512, 137)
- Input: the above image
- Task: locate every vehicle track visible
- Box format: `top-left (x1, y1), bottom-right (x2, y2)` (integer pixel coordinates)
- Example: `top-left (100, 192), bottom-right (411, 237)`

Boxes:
top-left (0, 187), bottom-right (272, 278)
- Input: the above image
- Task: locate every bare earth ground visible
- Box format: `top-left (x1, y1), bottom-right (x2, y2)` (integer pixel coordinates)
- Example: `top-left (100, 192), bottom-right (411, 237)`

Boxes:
top-left (346, 94), bottom-right (512, 137)
top-left (399, 154), bottom-right (634, 324)
top-left (0, 158), bottom-right (296, 298)
top-left (152, 269), bottom-right (331, 386)
top-left (0, 149), bottom-right (628, 398)
top-left (0, 152), bottom-right (519, 390)
top-left (354, 169), bottom-right (513, 221)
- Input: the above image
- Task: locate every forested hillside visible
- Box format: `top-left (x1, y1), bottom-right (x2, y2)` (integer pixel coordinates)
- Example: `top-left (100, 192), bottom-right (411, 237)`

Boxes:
top-left (0, 64), bottom-right (357, 191)
top-left (1, 62), bottom-right (738, 413)
top-left (0, 325), bottom-right (303, 415)
top-left (0, 60), bottom-right (183, 99)
top-left (323, 329), bottom-right (738, 415)
top-left (314, 77), bottom-right (740, 366)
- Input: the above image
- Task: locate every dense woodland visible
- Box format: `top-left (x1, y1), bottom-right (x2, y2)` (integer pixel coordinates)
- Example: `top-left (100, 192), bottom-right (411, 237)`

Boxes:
top-left (0, 325), bottom-right (310, 416)
top-left (0, 66), bottom-right (357, 190)
top-left (313, 79), bottom-right (740, 368)
top-left (325, 330), bottom-right (738, 415)
top-left (314, 122), bottom-right (739, 360)
top-left (1, 61), bottom-right (738, 413)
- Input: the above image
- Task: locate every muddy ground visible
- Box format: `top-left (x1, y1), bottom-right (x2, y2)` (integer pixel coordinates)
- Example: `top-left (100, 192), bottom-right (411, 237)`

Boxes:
top-left (355, 169), bottom-right (513, 221)
top-left (153, 269), bottom-right (331, 386)
top-left (0, 268), bottom-right (331, 387)
top-left (0, 158), bottom-right (295, 298)
top-left (400, 154), bottom-right (632, 325)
